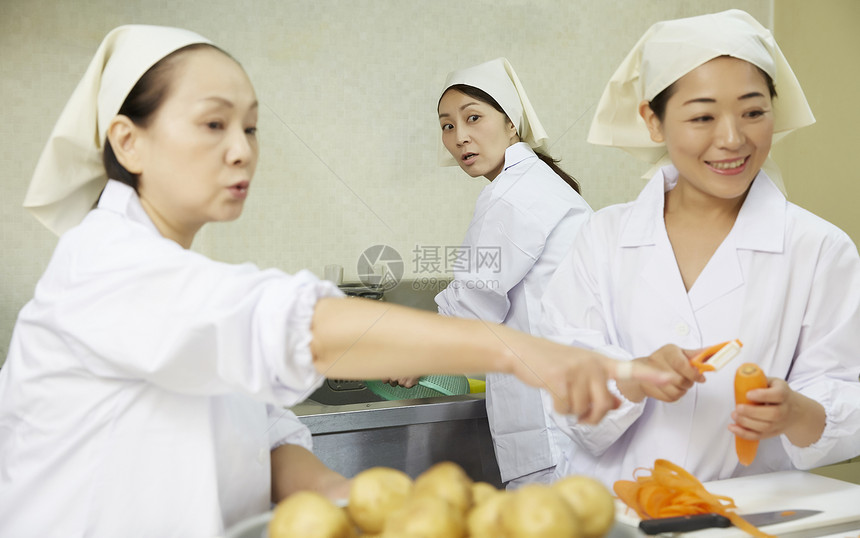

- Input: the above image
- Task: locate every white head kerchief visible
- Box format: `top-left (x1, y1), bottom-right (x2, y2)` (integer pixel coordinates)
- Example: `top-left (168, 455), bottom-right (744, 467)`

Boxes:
top-left (438, 58), bottom-right (549, 166)
top-left (24, 25), bottom-right (211, 235)
top-left (587, 9), bottom-right (814, 190)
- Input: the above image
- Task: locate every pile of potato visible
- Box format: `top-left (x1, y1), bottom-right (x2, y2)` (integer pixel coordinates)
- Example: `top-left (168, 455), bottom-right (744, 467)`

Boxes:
top-left (268, 461), bottom-right (615, 538)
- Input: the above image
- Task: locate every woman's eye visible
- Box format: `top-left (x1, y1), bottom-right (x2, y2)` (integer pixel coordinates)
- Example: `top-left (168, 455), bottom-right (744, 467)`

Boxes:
top-left (745, 110), bottom-right (766, 119)
top-left (441, 123), bottom-right (453, 131)
top-left (207, 121), bottom-right (224, 130)
top-left (690, 115), bottom-right (713, 123)
top-left (467, 114), bottom-right (480, 122)
top-left (245, 126), bottom-right (257, 135)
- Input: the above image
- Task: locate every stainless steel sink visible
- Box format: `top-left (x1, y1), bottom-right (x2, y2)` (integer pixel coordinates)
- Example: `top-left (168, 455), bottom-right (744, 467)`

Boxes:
top-left (295, 279), bottom-right (501, 485)
top-left (292, 393), bottom-right (502, 487)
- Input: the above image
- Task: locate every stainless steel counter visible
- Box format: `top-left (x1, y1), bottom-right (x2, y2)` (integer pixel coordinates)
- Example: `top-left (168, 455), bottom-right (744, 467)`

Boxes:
top-left (291, 394), bottom-right (503, 487)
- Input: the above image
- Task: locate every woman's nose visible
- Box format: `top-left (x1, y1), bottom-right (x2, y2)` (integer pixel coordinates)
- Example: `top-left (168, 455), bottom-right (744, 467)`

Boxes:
top-left (226, 127), bottom-right (256, 165)
top-left (454, 126), bottom-right (470, 146)
top-left (715, 116), bottom-right (744, 150)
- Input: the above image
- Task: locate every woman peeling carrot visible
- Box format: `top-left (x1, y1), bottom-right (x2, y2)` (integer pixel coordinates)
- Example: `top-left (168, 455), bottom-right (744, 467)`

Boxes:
top-left (539, 9), bottom-right (860, 486)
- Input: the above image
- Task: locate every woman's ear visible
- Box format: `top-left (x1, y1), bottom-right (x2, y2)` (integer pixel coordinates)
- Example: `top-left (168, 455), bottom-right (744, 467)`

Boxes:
top-left (507, 120), bottom-right (520, 144)
top-left (106, 115), bottom-right (143, 174)
top-left (639, 100), bottom-right (665, 144)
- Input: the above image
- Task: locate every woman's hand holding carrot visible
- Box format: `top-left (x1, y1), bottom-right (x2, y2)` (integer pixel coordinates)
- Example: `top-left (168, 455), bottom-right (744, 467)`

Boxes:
top-left (729, 377), bottom-right (826, 449)
top-left (616, 344), bottom-right (706, 403)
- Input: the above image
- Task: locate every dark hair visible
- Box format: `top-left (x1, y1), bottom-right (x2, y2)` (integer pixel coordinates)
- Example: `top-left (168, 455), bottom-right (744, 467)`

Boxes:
top-left (441, 84), bottom-right (581, 193)
top-left (102, 43), bottom-right (226, 192)
top-left (648, 58), bottom-right (778, 121)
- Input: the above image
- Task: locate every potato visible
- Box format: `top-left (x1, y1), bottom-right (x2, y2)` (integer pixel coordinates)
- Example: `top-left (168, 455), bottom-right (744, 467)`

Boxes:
top-left (500, 484), bottom-right (581, 538)
top-left (382, 494), bottom-right (466, 538)
top-left (553, 475), bottom-right (615, 538)
top-left (471, 481), bottom-right (499, 506)
top-left (347, 466), bottom-right (413, 533)
top-left (268, 491), bottom-right (356, 538)
top-left (413, 461), bottom-right (473, 515)
top-left (466, 488), bottom-right (508, 538)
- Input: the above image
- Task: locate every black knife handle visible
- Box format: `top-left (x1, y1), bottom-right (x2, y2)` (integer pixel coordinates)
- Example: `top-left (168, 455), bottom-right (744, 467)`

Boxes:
top-left (639, 513), bottom-right (732, 534)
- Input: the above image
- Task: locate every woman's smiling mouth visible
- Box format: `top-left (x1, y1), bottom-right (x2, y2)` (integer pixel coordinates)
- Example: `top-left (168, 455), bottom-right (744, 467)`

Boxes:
top-left (706, 156), bottom-right (749, 174)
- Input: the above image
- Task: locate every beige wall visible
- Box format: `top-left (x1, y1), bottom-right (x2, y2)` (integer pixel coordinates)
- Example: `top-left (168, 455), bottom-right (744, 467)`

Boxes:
top-left (773, 0), bottom-right (860, 243)
top-left (774, 0), bottom-right (860, 481)
top-left (0, 0), bottom-right (771, 362)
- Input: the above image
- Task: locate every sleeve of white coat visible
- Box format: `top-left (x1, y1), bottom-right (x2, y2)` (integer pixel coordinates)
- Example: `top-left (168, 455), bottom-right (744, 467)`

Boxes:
top-left (435, 198), bottom-right (547, 322)
top-left (267, 405), bottom-right (313, 451)
top-left (538, 220), bottom-right (646, 456)
top-left (779, 231), bottom-right (860, 468)
top-left (46, 221), bottom-right (341, 408)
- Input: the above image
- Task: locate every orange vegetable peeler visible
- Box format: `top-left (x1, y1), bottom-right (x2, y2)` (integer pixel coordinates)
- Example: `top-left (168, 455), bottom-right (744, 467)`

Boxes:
top-left (690, 339), bottom-right (743, 373)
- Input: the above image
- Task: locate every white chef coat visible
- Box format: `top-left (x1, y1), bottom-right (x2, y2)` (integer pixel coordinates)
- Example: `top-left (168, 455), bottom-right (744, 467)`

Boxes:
top-left (0, 180), bottom-right (338, 537)
top-left (540, 165), bottom-right (860, 488)
top-left (435, 142), bottom-right (592, 484)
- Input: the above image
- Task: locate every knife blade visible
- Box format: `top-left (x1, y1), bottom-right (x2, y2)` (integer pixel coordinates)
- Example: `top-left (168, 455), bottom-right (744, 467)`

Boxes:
top-left (638, 509), bottom-right (821, 534)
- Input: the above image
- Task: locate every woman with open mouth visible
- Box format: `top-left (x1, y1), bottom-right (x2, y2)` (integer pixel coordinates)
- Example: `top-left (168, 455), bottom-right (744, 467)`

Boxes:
top-left (431, 58), bottom-right (593, 490)
top-left (0, 25), bottom-right (675, 537)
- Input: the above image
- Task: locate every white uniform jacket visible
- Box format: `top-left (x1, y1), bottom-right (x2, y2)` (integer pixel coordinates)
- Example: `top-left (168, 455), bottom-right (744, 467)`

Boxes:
top-left (540, 166), bottom-right (860, 487)
top-left (436, 142), bottom-right (592, 483)
top-left (0, 180), bottom-right (339, 537)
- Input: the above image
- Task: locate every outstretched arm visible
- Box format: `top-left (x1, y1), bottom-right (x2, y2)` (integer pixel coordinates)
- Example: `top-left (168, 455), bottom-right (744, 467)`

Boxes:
top-left (310, 297), bottom-right (667, 424)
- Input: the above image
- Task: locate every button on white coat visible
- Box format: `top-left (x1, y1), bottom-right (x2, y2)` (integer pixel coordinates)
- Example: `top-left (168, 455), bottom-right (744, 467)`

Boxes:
top-left (675, 322), bottom-right (690, 336)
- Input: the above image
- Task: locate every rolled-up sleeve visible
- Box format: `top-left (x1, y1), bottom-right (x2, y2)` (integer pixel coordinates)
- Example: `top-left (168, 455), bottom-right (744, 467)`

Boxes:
top-left (47, 221), bottom-right (344, 407)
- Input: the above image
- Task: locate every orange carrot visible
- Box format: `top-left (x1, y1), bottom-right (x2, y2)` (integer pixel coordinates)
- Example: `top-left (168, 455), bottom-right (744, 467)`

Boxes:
top-left (734, 363), bottom-right (769, 466)
top-left (613, 459), bottom-right (775, 538)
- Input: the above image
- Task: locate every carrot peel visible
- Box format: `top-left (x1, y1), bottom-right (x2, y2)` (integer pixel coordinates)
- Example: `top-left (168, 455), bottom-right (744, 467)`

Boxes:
top-left (613, 459), bottom-right (775, 538)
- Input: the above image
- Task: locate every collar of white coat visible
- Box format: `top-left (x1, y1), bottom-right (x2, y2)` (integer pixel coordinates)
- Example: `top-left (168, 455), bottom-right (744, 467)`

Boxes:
top-left (502, 142), bottom-right (538, 173)
top-left (619, 165), bottom-right (786, 253)
top-left (97, 179), bottom-right (162, 236)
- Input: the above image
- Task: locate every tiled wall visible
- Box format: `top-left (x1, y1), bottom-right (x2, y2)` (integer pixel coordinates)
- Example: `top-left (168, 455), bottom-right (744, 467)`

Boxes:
top-left (0, 0), bottom-right (771, 362)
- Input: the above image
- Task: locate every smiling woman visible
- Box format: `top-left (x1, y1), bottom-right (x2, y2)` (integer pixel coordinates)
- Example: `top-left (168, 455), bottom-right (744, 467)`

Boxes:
top-left (539, 9), bottom-right (860, 488)
top-left (642, 57), bottom-right (775, 200)
top-left (643, 56), bottom-right (777, 289)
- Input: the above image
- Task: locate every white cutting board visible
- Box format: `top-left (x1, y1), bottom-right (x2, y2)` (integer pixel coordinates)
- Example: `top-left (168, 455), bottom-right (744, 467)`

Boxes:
top-left (614, 470), bottom-right (860, 537)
